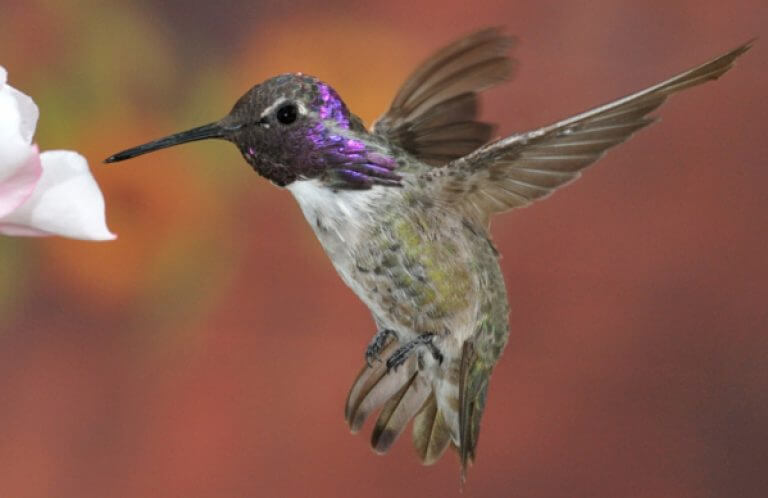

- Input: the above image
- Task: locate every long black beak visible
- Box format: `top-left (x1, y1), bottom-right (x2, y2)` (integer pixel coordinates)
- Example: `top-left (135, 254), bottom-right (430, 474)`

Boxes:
top-left (104, 122), bottom-right (227, 163)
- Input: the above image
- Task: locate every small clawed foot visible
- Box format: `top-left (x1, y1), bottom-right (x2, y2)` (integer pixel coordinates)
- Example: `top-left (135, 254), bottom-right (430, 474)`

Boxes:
top-left (365, 329), bottom-right (398, 367)
top-left (426, 340), bottom-right (444, 365)
top-left (386, 333), bottom-right (443, 373)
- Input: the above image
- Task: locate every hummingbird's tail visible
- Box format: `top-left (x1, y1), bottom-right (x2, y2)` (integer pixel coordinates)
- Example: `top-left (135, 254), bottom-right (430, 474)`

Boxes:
top-left (412, 360), bottom-right (461, 465)
top-left (345, 338), bottom-right (431, 448)
top-left (344, 338), bottom-right (462, 466)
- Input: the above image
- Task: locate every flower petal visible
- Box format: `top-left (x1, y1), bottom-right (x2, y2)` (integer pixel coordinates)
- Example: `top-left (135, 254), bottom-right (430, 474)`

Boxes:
top-left (0, 145), bottom-right (42, 218)
top-left (0, 223), bottom-right (50, 237)
top-left (7, 86), bottom-right (39, 145)
top-left (0, 150), bottom-right (116, 240)
top-left (0, 85), bottom-right (31, 177)
top-left (0, 66), bottom-right (38, 144)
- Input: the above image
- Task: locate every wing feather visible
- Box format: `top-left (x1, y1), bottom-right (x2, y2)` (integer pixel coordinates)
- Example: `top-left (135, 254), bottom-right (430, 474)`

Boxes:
top-left (374, 27), bottom-right (517, 165)
top-left (429, 40), bottom-right (752, 225)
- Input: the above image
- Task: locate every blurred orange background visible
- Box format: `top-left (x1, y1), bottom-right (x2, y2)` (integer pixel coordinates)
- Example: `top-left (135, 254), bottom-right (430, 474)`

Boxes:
top-left (1, 1), bottom-right (767, 497)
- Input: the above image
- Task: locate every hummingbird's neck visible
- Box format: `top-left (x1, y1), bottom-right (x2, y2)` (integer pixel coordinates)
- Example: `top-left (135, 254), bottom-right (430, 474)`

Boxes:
top-left (287, 177), bottom-right (391, 254)
top-left (303, 123), bottom-right (403, 190)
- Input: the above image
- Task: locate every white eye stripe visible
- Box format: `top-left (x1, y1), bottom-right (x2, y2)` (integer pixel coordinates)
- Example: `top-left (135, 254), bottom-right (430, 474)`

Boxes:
top-left (260, 97), bottom-right (306, 119)
top-left (260, 97), bottom-right (287, 118)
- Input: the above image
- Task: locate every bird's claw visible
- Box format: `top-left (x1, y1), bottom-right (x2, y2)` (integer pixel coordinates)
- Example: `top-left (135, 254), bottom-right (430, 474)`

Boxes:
top-left (365, 329), bottom-right (398, 367)
top-left (386, 333), bottom-right (443, 373)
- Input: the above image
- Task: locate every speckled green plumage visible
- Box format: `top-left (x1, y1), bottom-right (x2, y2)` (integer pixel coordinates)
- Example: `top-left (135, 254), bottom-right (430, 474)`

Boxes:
top-left (356, 208), bottom-right (473, 326)
top-left (343, 183), bottom-right (510, 470)
top-left (352, 185), bottom-right (507, 340)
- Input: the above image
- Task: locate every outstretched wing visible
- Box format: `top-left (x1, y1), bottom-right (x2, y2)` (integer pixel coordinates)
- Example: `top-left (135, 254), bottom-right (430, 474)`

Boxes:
top-left (430, 41), bottom-right (752, 226)
top-left (373, 27), bottom-right (516, 165)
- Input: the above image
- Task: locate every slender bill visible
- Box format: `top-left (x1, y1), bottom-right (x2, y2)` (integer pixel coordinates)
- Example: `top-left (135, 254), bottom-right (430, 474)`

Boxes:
top-left (104, 122), bottom-right (226, 163)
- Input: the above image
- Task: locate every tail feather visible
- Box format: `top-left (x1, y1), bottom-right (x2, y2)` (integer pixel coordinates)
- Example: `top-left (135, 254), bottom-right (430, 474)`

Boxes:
top-left (345, 339), bottom-right (490, 478)
top-left (412, 392), bottom-right (453, 465)
top-left (371, 372), bottom-right (431, 453)
top-left (458, 341), bottom-right (491, 480)
top-left (345, 348), bottom-right (418, 433)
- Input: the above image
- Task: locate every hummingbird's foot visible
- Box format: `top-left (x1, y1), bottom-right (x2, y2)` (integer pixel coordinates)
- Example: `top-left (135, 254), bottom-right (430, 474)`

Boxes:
top-left (365, 329), bottom-right (398, 367)
top-left (386, 333), bottom-right (443, 373)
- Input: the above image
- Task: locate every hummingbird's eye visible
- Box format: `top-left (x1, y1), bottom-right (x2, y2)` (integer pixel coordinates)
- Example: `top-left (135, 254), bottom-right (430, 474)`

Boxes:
top-left (276, 103), bottom-right (298, 125)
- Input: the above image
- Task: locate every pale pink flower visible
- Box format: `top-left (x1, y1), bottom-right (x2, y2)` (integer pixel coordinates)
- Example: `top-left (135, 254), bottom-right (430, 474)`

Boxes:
top-left (0, 66), bottom-right (114, 240)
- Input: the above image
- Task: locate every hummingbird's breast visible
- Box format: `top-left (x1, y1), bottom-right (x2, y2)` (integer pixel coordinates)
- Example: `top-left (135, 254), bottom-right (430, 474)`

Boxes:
top-left (287, 178), bottom-right (509, 358)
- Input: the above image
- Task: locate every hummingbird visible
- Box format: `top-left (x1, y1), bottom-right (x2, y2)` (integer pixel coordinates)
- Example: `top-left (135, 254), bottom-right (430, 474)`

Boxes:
top-left (106, 28), bottom-right (751, 478)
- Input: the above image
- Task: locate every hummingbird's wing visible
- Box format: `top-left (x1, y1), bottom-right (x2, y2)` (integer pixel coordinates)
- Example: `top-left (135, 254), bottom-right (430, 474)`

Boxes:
top-left (372, 27), bottom-right (516, 165)
top-left (431, 41), bottom-right (752, 226)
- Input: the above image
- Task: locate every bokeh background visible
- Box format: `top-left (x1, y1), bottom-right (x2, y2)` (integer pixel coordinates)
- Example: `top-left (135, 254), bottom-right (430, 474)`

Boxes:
top-left (1, 1), bottom-right (766, 497)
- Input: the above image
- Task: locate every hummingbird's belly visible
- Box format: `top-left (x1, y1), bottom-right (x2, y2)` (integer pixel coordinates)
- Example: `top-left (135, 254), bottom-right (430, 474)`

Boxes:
top-left (288, 180), bottom-right (507, 350)
top-left (352, 213), bottom-right (477, 335)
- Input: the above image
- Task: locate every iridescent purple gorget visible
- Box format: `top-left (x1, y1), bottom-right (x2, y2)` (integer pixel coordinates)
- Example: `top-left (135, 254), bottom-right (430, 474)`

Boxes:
top-left (316, 81), bottom-right (350, 129)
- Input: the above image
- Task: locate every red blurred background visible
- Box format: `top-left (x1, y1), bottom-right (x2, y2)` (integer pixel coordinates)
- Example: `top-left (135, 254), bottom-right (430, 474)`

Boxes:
top-left (1, 1), bottom-right (766, 496)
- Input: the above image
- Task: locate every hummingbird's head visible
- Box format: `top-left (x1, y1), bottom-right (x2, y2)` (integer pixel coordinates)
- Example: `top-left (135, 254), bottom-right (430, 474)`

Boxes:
top-left (106, 73), bottom-right (401, 189)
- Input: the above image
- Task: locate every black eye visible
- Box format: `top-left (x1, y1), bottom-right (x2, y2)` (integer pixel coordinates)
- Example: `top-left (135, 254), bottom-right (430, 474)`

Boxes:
top-left (276, 103), bottom-right (298, 125)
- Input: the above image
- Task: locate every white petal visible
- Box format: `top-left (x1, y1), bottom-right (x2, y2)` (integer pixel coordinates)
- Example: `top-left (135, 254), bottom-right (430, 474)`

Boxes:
top-left (0, 76), bottom-right (40, 217)
top-left (0, 222), bottom-right (49, 237)
top-left (0, 150), bottom-right (115, 240)
top-left (0, 84), bottom-right (31, 176)
top-left (0, 66), bottom-right (38, 144)
top-left (0, 145), bottom-right (41, 218)
top-left (8, 87), bottom-right (38, 144)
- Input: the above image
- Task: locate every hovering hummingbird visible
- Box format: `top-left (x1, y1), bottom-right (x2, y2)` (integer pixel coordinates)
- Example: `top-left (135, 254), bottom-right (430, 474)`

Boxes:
top-left (106, 28), bottom-right (751, 477)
